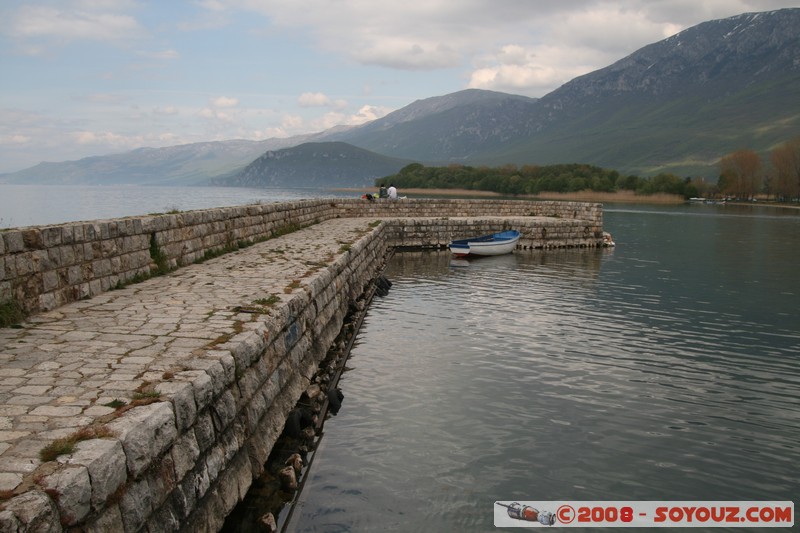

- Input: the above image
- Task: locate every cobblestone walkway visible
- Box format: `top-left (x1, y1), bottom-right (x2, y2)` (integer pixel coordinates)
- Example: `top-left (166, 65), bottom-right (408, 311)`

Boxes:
top-left (0, 218), bottom-right (376, 494)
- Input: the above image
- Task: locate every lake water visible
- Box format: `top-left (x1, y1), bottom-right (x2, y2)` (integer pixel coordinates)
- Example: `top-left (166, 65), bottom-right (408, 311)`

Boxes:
top-left (0, 184), bottom-right (356, 228)
top-left (2, 186), bottom-right (797, 531)
top-left (275, 203), bottom-right (799, 532)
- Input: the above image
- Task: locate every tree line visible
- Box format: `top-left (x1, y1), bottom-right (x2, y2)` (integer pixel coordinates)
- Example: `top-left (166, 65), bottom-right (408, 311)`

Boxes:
top-left (718, 137), bottom-right (800, 201)
top-left (376, 136), bottom-right (800, 202)
top-left (378, 162), bottom-right (700, 197)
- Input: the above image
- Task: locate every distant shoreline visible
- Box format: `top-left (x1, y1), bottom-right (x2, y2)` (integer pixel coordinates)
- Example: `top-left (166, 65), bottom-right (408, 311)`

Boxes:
top-left (335, 188), bottom-right (685, 204)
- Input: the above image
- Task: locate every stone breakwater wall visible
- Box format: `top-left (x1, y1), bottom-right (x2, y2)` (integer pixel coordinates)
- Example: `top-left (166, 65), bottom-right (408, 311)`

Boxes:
top-left (0, 200), bottom-right (604, 532)
top-left (0, 223), bottom-right (391, 532)
top-left (384, 216), bottom-right (601, 250)
top-left (0, 198), bottom-right (602, 316)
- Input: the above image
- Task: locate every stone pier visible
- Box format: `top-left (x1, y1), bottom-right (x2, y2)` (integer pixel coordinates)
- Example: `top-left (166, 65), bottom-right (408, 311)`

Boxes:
top-left (0, 199), bottom-right (604, 531)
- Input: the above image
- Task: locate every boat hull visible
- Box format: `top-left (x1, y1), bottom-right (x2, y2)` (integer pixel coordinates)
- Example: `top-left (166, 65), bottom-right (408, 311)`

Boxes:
top-left (448, 230), bottom-right (520, 257)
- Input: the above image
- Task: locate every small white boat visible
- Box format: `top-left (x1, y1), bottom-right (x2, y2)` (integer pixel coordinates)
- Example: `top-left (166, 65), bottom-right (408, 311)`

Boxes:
top-left (448, 230), bottom-right (520, 257)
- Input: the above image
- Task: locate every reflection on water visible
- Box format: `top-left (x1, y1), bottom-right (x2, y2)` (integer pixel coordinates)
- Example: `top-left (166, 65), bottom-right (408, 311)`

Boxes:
top-left (280, 206), bottom-right (799, 533)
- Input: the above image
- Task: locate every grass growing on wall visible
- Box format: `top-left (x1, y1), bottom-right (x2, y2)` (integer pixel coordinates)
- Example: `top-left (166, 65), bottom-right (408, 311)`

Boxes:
top-left (110, 221), bottom-right (315, 293)
top-left (0, 298), bottom-right (25, 328)
top-left (150, 233), bottom-right (170, 275)
top-left (39, 425), bottom-right (116, 462)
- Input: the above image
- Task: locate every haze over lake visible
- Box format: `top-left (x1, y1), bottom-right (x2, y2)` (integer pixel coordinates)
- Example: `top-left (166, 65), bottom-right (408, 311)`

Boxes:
top-left (0, 184), bottom-right (355, 229)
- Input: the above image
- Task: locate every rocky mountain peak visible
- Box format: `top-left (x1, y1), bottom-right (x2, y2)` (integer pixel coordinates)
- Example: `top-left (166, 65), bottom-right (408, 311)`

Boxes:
top-left (543, 7), bottom-right (800, 106)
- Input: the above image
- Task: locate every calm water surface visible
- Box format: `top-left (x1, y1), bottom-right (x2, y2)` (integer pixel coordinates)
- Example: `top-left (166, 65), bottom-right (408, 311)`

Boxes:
top-left (281, 204), bottom-right (799, 532)
top-left (0, 184), bottom-right (353, 228)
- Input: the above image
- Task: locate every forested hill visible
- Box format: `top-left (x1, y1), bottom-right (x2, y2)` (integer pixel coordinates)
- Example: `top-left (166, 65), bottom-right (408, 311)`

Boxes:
top-left (212, 142), bottom-right (412, 188)
top-left (382, 163), bottom-right (700, 198)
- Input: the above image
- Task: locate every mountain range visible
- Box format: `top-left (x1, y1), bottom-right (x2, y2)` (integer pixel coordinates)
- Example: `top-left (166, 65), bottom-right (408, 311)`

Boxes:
top-left (213, 142), bottom-right (412, 188)
top-left (2, 8), bottom-right (798, 187)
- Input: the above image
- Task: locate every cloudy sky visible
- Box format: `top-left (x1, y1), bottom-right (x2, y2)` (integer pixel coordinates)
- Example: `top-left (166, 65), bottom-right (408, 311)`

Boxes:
top-left (1, 0), bottom-right (797, 173)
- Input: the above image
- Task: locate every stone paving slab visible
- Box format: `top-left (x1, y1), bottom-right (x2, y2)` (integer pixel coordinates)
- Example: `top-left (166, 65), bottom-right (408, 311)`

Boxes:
top-left (0, 217), bottom-right (378, 494)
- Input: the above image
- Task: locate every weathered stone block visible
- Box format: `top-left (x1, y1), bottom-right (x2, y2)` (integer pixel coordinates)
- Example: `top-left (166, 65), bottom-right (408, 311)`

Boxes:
top-left (237, 357), bottom-right (268, 403)
top-left (83, 504), bottom-right (125, 533)
top-left (144, 499), bottom-right (182, 533)
top-left (40, 464), bottom-right (91, 526)
top-left (215, 454), bottom-right (246, 518)
top-left (191, 460), bottom-right (211, 502)
top-left (178, 370), bottom-right (213, 414)
top-left (210, 390), bottom-right (237, 434)
top-left (228, 331), bottom-right (266, 370)
top-left (14, 253), bottom-right (33, 277)
top-left (42, 270), bottom-right (59, 292)
top-left (147, 453), bottom-right (176, 508)
top-left (68, 438), bottom-right (127, 511)
top-left (204, 444), bottom-right (225, 488)
top-left (119, 476), bottom-right (153, 533)
top-left (171, 431), bottom-right (200, 482)
top-left (107, 402), bottom-right (178, 479)
top-left (21, 229), bottom-right (43, 249)
top-left (244, 388), bottom-right (267, 434)
top-left (260, 368), bottom-right (281, 409)
top-left (155, 381), bottom-right (197, 434)
top-left (38, 292), bottom-right (57, 312)
top-left (41, 227), bottom-right (63, 248)
top-left (0, 491), bottom-right (60, 533)
top-left (193, 412), bottom-right (215, 454)
top-left (46, 248), bottom-right (63, 270)
top-left (201, 354), bottom-right (235, 396)
top-left (173, 467), bottom-right (198, 518)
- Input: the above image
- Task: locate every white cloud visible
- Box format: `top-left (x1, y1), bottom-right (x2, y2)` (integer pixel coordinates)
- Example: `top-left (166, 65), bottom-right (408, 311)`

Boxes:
top-left (199, 108), bottom-right (232, 121)
top-left (210, 96), bottom-right (239, 108)
top-left (72, 131), bottom-right (124, 145)
top-left (280, 114), bottom-right (305, 130)
top-left (196, 0), bottom-right (228, 12)
top-left (297, 93), bottom-right (349, 111)
top-left (354, 39), bottom-right (462, 70)
top-left (298, 92), bottom-right (332, 107)
top-left (138, 49), bottom-right (180, 60)
top-left (154, 106), bottom-right (179, 116)
top-left (200, 0), bottom-right (798, 95)
top-left (9, 5), bottom-right (145, 43)
top-left (548, 5), bottom-right (684, 56)
top-left (176, 2), bottom-right (232, 32)
top-left (304, 104), bottom-right (393, 132)
top-left (70, 0), bottom-right (140, 10)
top-left (69, 129), bottom-right (183, 150)
top-left (349, 105), bottom-right (392, 124)
top-left (83, 93), bottom-right (131, 105)
top-left (1, 134), bottom-right (31, 145)
top-left (0, 107), bottom-right (187, 171)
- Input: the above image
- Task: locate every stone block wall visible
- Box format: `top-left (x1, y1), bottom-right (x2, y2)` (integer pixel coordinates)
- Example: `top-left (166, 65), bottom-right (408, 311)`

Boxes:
top-left (384, 216), bottom-right (601, 250)
top-left (0, 201), bottom-right (607, 531)
top-left (0, 201), bottom-right (337, 316)
top-left (0, 198), bottom-right (601, 317)
top-left (0, 225), bottom-right (391, 532)
top-left (335, 198), bottom-right (602, 225)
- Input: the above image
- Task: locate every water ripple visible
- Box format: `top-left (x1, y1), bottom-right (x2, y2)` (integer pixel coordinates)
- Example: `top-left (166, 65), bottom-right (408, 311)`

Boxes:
top-left (286, 234), bottom-right (800, 532)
